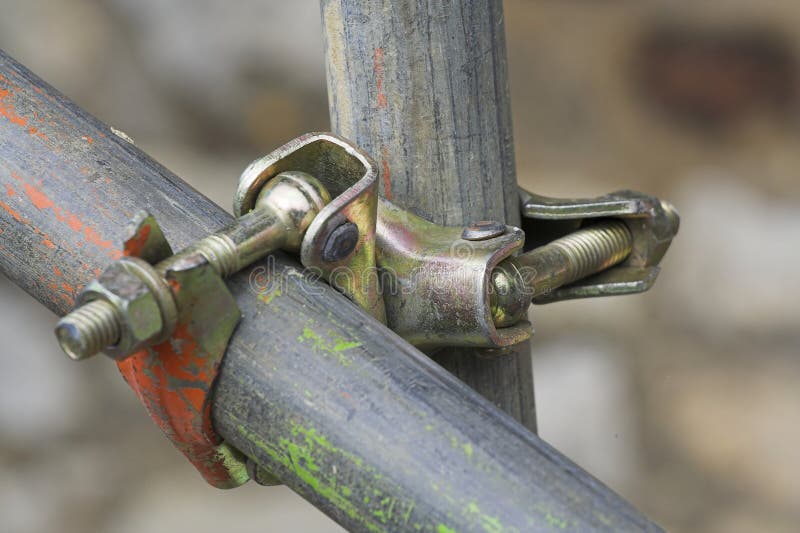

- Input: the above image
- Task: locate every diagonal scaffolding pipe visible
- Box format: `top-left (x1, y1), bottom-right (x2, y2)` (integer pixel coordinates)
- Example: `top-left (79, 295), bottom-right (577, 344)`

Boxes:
top-left (0, 50), bottom-right (660, 532)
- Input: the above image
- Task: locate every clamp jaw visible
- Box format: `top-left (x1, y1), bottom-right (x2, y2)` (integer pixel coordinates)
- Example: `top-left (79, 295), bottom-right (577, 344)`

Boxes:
top-left (518, 188), bottom-right (680, 303)
top-left (53, 132), bottom-right (679, 487)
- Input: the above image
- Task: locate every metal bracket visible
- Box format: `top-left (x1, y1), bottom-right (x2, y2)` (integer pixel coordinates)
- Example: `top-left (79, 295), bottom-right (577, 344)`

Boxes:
top-left (376, 199), bottom-right (531, 349)
top-left (235, 132), bottom-right (385, 322)
top-left (57, 133), bottom-right (389, 489)
top-left (117, 213), bottom-right (249, 489)
top-left (519, 188), bottom-right (680, 303)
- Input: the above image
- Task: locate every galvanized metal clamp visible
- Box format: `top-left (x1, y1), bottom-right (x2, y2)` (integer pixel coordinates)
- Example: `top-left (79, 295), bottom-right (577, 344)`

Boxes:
top-left (53, 131), bottom-right (679, 486)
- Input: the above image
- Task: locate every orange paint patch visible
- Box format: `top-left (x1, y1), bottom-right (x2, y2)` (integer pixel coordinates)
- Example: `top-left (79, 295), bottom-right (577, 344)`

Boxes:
top-left (168, 279), bottom-right (182, 294)
top-left (59, 293), bottom-right (75, 306)
top-left (5, 184), bottom-right (15, 197)
top-left (53, 266), bottom-right (63, 277)
top-left (0, 88), bottom-right (28, 127)
top-left (373, 48), bottom-right (388, 109)
top-left (67, 214), bottom-right (82, 232)
top-left (380, 145), bottom-right (393, 200)
top-left (13, 172), bottom-right (118, 254)
top-left (124, 224), bottom-right (151, 257)
top-left (82, 135), bottom-right (94, 144)
top-left (83, 225), bottom-right (113, 249)
top-left (41, 237), bottom-right (56, 249)
top-left (61, 282), bottom-right (75, 293)
top-left (22, 182), bottom-right (55, 211)
top-left (0, 201), bottom-right (25, 222)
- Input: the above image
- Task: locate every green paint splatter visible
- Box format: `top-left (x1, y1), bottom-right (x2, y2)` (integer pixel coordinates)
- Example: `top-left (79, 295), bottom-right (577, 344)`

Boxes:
top-left (462, 443), bottom-right (473, 458)
top-left (371, 496), bottom-right (397, 524)
top-left (464, 501), bottom-right (510, 533)
top-left (534, 504), bottom-right (570, 530)
top-left (237, 423), bottom-right (381, 532)
top-left (235, 421), bottom-right (432, 532)
top-left (298, 324), bottom-right (362, 366)
top-left (447, 434), bottom-right (474, 460)
top-left (237, 418), bottom-right (497, 533)
top-left (544, 512), bottom-right (568, 529)
top-left (213, 442), bottom-right (251, 486)
top-left (334, 338), bottom-right (361, 351)
top-left (596, 512), bottom-right (612, 526)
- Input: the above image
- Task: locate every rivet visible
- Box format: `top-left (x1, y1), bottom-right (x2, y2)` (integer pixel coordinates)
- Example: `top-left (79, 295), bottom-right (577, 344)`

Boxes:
top-left (461, 220), bottom-right (505, 241)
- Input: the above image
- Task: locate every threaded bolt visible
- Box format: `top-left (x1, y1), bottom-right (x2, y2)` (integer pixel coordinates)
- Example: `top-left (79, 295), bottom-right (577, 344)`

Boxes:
top-left (491, 220), bottom-right (633, 327)
top-left (156, 233), bottom-right (240, 278)
top-left (550, 220), bottom-right (632, 286)
top-left (55, 171), bottom-right (331, 361)
top-left (55, 299), bottom-right (121, 360)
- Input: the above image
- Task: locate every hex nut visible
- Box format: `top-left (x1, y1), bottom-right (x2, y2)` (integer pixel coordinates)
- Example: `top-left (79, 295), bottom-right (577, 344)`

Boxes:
top-left (322, 222), bottom-right (359, 262)
top-left (78, 260), bottom-right (167, 360)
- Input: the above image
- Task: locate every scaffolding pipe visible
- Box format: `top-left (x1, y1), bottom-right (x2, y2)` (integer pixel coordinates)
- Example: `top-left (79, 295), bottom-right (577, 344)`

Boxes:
top-left (0, 50), bottom-right (660, 532)
top-left (321, 0), bottom-right (536, 430)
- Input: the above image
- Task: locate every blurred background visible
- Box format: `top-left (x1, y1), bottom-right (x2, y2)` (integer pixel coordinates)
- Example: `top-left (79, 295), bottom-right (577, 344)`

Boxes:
top-left (1, 1), bottom-right (798, 532)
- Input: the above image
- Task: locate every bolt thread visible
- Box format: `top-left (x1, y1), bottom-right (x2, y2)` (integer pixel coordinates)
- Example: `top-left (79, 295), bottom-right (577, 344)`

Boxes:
top-left (191, 234), bottom-right (240, 277)
top-left (491, 220), bottom-right (633, 327)
top-left (157, 233), bottom-right (240, 278)
top-left (551, 220), bottom-right (633, 285)
top-left (55, 299), bottom-right (120, 360)
top-left (56, 171), bottom-right (330, 360)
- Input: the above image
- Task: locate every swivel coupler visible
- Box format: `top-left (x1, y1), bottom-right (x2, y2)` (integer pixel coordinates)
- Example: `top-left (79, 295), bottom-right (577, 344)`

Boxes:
top-left (55, 170), bottom-right (332, 361)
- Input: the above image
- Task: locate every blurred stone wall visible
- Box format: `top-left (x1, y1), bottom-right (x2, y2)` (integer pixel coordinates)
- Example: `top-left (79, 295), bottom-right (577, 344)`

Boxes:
top-left (1, 1), bottom-right (798, 532)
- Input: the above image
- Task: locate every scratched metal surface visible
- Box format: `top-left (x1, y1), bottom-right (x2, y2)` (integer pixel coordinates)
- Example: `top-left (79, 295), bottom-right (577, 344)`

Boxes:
top-left (0, 50), bottom-right (661, 531)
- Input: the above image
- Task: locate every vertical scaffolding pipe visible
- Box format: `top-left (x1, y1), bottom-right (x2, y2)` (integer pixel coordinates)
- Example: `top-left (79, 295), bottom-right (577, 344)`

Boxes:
top-left (321, 0), bottom-right (536, 430)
